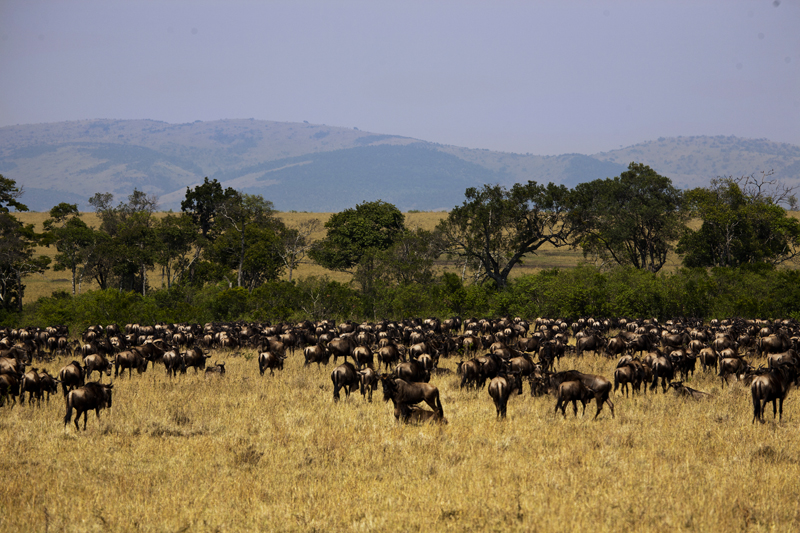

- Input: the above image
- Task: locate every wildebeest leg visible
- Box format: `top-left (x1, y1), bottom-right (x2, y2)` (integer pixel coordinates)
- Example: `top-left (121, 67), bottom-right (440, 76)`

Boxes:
top-left (572, 399), bottom-right (578, 417)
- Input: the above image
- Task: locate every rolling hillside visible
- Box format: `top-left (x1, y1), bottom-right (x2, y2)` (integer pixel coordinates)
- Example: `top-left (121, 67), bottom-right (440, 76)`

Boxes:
top-left (1, 119), bottom-right (797, 212)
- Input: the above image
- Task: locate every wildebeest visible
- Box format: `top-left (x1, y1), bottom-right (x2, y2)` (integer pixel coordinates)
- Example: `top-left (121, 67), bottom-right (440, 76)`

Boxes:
top-left (163, 350), bottom-right (186, 377)
top-left (458, 359), bottom-right (482, 389)
top-left (0, 373), bottom-right (20, 406)
top-left (205, 361), bottom-right (226, 376)
top-left (719, 356), bottom-right (750, 388)
top-left (64, 382), bottom-right (114, 431)
top-left (258, 351), bottom-right (286, 376)
top-left (554, 379), bottom-right (596, 418)
top-left (20, 368), bottom-right (43, 405)
top-left (668, 381), bottom-right (713, 400)
top-left (649, 352), bottom-right (675, 393)
top-left (550, 370), bottom-right (615, 419)
top-left (614, 363), bottom-right (642, 397)
top-left (58, 360), bottom-right (85, 396)
top-left (358, 367), bottom-right (378, 402)
top-left (331, 362), bottom-right (360, 401)
top-left (83, 354), bottom-right (113, 381)
top-left (487, 371), bottom-right (523, 418)
top-left (393, 356), bottom-right (430, 383)
top-left (751, 364), bottom-right (797, 423)
top-left (303, 344), bottom-right (331, 368)
top-left (114, 350), bottom-right (148, 378)
top-left (575, 331), bottom-right (605, 357)
top-left (183, 347), bottom-right (211, 373)
top-left (380, 375), bottom-right (444, 417)
top-left (394, 404), bottom-right (448, 424)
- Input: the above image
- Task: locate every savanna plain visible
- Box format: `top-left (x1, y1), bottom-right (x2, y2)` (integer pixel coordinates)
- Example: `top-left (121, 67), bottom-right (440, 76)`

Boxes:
top-left (2, 342), bottom-right (800, 532)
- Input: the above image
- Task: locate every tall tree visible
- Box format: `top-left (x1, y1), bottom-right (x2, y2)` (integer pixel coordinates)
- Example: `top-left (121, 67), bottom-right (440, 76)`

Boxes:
top-left (43, 203), bottom-right (95, 295)
top-left (569, 162), bottom-right (688, 273)
top-left (437, 182), bottom-right (573, 289)
top-left (677, 172), bottom-right (800, 267)
top-left (309, 200), bottom-right (405, 273)
top-left (210, 193), bottom-right (287, 290)
top-left (154, 213), bottom-right (196, 289)
top-left (0, 178), bottom-right (50, 311)
top-left (274, 218), bottom-right (322, 282)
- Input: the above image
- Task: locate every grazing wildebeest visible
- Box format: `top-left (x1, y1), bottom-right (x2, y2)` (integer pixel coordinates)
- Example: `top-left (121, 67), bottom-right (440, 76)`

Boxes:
top-left (458, 359), bottom-right (482, 389)
top-left (551, 370), bottom-right (615, 419)
top-left (487, 371), bottom-right (523, 418)
top-left (751, 364), bottom-right (798, 423)
top-left (258, 351), bottom-right (286, 376)
top-left (358, 367), bottom-right (378, 402)
top-left (83, 354), bottom-right (113, 381)
top-left (114, 350), bottom-right (148, 378)
top-left (649, 352), bottom-right (675, 393)
top-left (64, 382), bottom-right (114, 431)
top-left (331, 362), bottom-right (360, 401)
top-left (380, 375), bottom-right (444, 417)
top-left (668, 381), bottom-right (713, 400)
top-left (554, 379), bottom-right (596, 418)
top-left (58, 361), bottom-right (85, 396)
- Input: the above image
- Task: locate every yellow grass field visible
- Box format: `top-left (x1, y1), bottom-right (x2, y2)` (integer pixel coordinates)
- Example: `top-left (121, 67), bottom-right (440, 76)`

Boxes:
top-left (2, 345), bottom-right (799, 532)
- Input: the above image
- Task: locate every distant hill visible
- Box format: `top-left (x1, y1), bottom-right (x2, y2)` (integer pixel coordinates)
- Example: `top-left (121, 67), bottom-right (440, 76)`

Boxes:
top-left (1, 119), bottom-right (798, 212)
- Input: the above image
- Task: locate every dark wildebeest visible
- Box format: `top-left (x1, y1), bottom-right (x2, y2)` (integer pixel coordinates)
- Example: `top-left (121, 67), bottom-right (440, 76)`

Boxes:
top-left (352, 345), bottom-right (374, 370)
top-left (64, 382), bottom-right (114, 431)
top-left (303, 344), bottom-right (331, 368)
top-left (719, 356), bottom-right (750, 388)
top-left (649, 352), bottom-right (675, 393)
top-left (575, 331), bottom-right (605, 357)
top-left (751, 364), bottom-right (798, 423)
top-left (183, 347), bottom-right (211, 373)
top-left (458, 359), bottom-right (482, 389)
top-left (58, 360), bottom-right (85, 396)
top-left (0, 373), bottom-right (21, 406)
top-left (767, 349), bottom-right (799, 370)
top-left (551, 370), bottom-right (615, 419)
top-left (258, 351), bottom-right (286, 376)
top-left (328, 336), bottom-right (357, 364)
top-left (377, 343), bottom-right (403, 371)
top-left (163, 350), bottom-right (186, 377)
top-left (358, 367), bottom-right (378, 402)
top-left (698, 347), bottom-right (718, 372)
top-left (554, 379), bottom-right (596, 418)
top-left (487, 371), bottom-right (523, 418)
top-left (37, 370), bottom-right (59, 403)
top-left (668, 381), bottom-right (713, 400)
top-left (83, 354), bottom-right (113, 381)
top-left (393, 356), bottom-right (430, 383)
top-left (331, 362), bottom-right (360, 401)
top-left (20, 368), bottom-right (43, 405)
top-left (614, 363), bottom-right (641, 397)
top-left (114, 350), bottom-right (148, 378)
top-left (205, 361), bottom-right (226, 376)
top-left (380, 375), bottom-right (444, 418)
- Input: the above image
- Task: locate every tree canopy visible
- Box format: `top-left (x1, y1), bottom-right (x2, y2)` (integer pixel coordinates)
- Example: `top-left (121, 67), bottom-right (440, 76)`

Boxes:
top-left (677, 173), bottom-right (800, 268)
top-left (569, 162), bottom-right (688, 273)
top-left (437, 181), bottom-right (574, 288)
top-left (309, 200), bottom-right (406, 272)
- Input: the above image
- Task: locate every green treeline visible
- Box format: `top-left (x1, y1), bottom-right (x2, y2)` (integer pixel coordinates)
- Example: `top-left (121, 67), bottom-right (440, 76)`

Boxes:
top-left (3, 162), bottom-right (800, 329)
top-left (12, 264), bottom-right (800, 331)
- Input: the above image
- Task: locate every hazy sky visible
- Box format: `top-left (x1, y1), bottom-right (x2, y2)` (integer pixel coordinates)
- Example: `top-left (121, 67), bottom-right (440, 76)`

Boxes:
top-left (1, 0), bottom-right (798, 155)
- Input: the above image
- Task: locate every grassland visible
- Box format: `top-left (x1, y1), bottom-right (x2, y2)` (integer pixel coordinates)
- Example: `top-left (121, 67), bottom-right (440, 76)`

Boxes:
top-left (2, 343), bottom-right (800, 532)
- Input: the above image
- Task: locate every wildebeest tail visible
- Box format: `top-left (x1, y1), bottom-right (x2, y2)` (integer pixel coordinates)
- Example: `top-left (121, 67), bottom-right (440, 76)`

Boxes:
top-left (64, 391), bottom-right (74, 427)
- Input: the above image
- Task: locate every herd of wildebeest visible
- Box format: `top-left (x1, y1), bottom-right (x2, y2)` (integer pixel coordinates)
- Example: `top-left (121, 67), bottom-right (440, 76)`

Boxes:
top-left (1, 315), bottom-right (799, 431)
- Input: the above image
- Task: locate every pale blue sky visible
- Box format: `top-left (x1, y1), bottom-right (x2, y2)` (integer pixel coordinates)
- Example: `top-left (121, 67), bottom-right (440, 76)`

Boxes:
top-left (1, 0), bottom-right (798, 155)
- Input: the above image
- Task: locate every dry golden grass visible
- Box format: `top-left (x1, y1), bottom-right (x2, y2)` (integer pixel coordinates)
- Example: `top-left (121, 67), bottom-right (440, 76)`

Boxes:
top-left (3, 344), bottom-right (800, 532)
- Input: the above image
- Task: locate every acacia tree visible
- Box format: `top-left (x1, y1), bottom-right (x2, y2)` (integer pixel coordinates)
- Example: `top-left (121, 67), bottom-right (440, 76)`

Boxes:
top-left (677, 172), bottom-right (800, 267)
top-left (43, 203), bottom-right (95, 295)
top-left (437, 181), bottom-right (574, 289)
top-left (569, 163), bottom-right (688, 273)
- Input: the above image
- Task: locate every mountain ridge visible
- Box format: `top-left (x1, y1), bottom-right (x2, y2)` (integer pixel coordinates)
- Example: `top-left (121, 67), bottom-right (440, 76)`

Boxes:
top-left (1, 119), bottom-right (797, 212)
